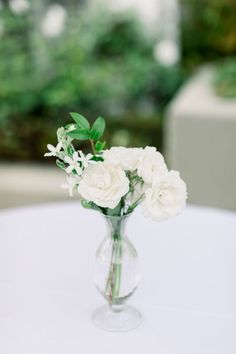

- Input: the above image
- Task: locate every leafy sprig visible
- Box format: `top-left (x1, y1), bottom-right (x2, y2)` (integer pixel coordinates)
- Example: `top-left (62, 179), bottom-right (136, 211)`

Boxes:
top-left (66, 113), bottom-right (106, 154)
top-left (45, 112), bottom-right (146, 216)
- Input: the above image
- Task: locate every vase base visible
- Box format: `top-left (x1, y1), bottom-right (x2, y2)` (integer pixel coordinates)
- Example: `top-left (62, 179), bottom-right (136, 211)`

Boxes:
top-left (92, 304), bottom-right (142, 332)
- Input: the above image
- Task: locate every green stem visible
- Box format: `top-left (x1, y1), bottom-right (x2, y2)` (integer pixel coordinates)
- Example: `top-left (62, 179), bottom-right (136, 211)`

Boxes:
top-left (105, 219), bottom-right (123, 305)
top-left (89, 139), bottom-right (96, 155)
top-left (127, 193), bottom-right (145, 214)
top-left (113, 240), bottom-right (122, 299)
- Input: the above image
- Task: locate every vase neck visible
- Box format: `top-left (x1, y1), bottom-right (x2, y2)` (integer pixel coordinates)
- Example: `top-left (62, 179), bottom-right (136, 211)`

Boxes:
top-left (104, 214), bottom-right (130, 240)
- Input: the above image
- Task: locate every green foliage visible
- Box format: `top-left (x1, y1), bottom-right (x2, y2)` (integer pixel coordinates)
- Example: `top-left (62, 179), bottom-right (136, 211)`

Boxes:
top-left (70, 113), bottom-right (90, 130)
top-left (42, 10), bottom-right (183, 116)
top-left (0, 8), bottom-right (37, 121)
top-left (81, 200), bottom-right (103, 213)
top-left (56, 159), bottom-right (66, 171)
top-left (214, 58), bottom-right (236, 98)
top-left (180, 0), bottom-right (236, 68)
top-left (0, 6), bottom-right (183, 160)
top-left (66, 114), bottom-right (105, 144)
top-left (95, 141), bottom-right (106, 153)
top-left (66, 144), bottom-right (75, 156)
top-left (90, 117), bottom-right (105, 140)
top-left (67, 129), bottom-right (90, 140)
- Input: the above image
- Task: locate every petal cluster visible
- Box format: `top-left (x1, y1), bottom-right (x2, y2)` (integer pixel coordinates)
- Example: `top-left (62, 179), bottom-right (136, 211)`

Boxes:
top-left (143, 171), bottom-right (187, 221)
top-left (103, 147), bottom-right (142, 172)
top-left (102, 146), bottom-right (187, 220)
top-left (78, 162), bottom-right (129, 209)
top-left (45, 137), bottom-right (187, 221)
top-left (137, 146), bottom-right (168, 184)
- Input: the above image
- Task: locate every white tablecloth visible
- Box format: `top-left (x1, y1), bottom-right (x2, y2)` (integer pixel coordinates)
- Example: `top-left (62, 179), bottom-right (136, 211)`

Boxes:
top-left (0, 202), bottom-right (236, 354)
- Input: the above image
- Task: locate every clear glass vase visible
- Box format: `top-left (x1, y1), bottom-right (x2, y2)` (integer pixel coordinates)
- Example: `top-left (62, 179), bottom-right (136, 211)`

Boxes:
top-left (92, 213), bottom-right (142, 332)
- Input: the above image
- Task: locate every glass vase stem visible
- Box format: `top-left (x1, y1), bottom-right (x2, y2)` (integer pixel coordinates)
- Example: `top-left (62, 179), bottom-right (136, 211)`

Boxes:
top-left (106, 235), bottom-right (123, 304)
top-left (93, 213), bottom-right (142, 331)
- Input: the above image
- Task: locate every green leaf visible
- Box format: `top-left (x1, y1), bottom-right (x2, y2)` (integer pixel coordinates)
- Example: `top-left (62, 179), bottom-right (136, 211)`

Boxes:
top-left (81, 200), bottom-right (93, 209)
top-left (91, 155), bottom-right (104, 162)
top-left (66, 144), bottom-right (75, 156)
top-left (81, 200), bottom-right (103, 212)
top-left (127, 194), bottom-right (145, 214)
top-left (95, 140), bottom-right (106, 152)
top-left (90, 116), bottom-right (105, 140)
top-left (56, 159), bottom-right (66, 171)
top-left (105, 201), bottom-right (124, 216)
top-left (70, 112), bottom-right (90, 130)
top-left (66, 129), bottom-right (90, 140)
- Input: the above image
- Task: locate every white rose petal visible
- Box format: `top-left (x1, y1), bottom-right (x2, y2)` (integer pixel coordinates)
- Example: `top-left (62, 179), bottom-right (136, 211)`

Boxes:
top-left (78, 162), bottom-right (129, 209)
top-left (103, 147), bottom-right (143, 172)
top-left (143, 170), bottom-right (187, 221)
top-left (137, 146), bottom-right (168, 184)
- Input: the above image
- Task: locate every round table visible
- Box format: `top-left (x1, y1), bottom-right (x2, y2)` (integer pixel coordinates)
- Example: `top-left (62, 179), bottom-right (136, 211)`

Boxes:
top-left (0, 202), bottom-right (236, 354)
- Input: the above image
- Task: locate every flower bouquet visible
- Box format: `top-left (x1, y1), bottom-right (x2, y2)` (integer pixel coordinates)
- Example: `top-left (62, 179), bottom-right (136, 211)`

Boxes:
top-left (45, 112), bottom-right (187, 331)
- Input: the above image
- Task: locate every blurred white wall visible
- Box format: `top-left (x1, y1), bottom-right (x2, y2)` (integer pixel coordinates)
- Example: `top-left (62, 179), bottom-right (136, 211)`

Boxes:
top-left (165, 67), bottom-right (236, 212)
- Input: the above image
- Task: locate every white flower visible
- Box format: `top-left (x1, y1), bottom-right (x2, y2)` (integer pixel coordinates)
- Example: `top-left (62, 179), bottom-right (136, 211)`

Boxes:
top-left (137, 146), bottom-right (168, 184)
top-left (103, 147), bottom-right (143, 171)
top-left (78, 162), bottom-right (129, 209)
top-left (61, 175), bottom-right (80, 197)
top-left (143, 171), bottom-right (187, 221)
top-left (57, 127), bottom-right (72, 148)
top-left (77, 151), bottom-right (94, 169)
top-left (44, 142), bottom-right (62, 157)
top-left (64, 152), bottom-right (82, 175)
top-left (67, 124), bottom-right (76, 132)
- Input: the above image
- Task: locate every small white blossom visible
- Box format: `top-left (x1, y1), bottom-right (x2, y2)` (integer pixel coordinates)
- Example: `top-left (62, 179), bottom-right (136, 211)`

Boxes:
top-left (61, 175), bottom-right (80, 197)
top-left (77, 151), bottom-right (94, 169)
top-left (57, 127), bottom-right (72, 148)
top-left (57, 127), bottom-right (65, 140)
top-left (66, 124), bottom-right (76, 132)
top-left (143, 170), bottom-right (187, 221)
top-left (64, 152), bottom-right (82, 175)
top-left (44, 142), bottom-right (62, 157)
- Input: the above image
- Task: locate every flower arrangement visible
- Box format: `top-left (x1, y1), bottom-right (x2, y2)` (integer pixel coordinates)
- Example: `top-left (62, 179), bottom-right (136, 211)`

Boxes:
top-left (45, 112), bottom-right (187, 331)
top-left (45, 112), bottom-right (187, 220)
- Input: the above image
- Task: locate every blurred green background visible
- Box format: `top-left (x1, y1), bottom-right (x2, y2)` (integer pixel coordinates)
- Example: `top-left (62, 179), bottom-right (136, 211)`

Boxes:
top-left (0, 0), bottom-right (236, 160)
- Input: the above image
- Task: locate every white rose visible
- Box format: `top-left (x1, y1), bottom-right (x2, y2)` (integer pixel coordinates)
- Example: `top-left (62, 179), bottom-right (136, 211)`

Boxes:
top-left (137, 146), bottom-right (168, 184)
top-left (143, 170), bottom-right (187, 221)
top-left (103, 147), bottom-right (143, 171)
top-left (77, 161), bottom-right (129, 209)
